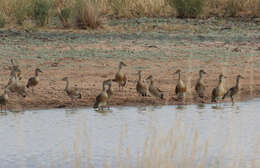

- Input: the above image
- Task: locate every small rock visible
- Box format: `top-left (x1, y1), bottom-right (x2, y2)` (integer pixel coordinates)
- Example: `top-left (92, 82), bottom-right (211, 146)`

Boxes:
top-left (253, 18), bottom-right (260, 22)
top-left (232, 47), bottom-right (241, 52)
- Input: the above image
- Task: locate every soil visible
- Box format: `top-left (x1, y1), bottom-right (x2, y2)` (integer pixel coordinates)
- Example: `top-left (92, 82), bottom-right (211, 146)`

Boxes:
top-left (0, 18), bottom-right (260, 111)
top-left (0, 56), bottom-right (259, 111)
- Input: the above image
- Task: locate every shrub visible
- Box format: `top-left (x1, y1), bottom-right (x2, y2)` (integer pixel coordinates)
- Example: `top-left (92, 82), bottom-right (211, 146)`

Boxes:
top-left (12, 0), bottom-right (32, 25)
top-left (224, 0), bottom-right (242, 17)
top-left (109, 0), bottom-right (128, 16)
top-left (0, 13), bottom-right (5, 28)
top-left (74, 0), bottom-right (102, 29)
top-left (58, 7), bottom-right (71, 28)
top-left (168, 0), bottom-right (205, 18)
top-left (33, 0), bottom-right (53, 26)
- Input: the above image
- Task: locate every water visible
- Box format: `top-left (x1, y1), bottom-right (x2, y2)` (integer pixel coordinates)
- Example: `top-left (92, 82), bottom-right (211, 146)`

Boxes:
top-left (0, 100), bottom-right (259, 168)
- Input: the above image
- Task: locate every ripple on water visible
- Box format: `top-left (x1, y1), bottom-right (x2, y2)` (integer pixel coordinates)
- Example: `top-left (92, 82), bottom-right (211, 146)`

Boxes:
top-left (0, 99), bottom-right (259, 168)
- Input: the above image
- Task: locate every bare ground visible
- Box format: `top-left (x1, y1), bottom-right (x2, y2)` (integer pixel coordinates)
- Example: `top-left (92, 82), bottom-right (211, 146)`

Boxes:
top-left (0, 54), bottom-right (259, 111)
top-left (0, 18), bottom-right (260, 111)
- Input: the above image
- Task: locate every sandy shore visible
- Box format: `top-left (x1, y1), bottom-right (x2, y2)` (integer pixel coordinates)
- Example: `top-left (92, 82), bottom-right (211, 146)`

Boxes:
top-left (0, 57), bottom-right (259, 111)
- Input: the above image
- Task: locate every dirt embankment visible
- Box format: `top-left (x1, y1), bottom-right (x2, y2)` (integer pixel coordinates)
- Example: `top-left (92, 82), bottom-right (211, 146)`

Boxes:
top-left (1, 57), bottom-right (259, 111)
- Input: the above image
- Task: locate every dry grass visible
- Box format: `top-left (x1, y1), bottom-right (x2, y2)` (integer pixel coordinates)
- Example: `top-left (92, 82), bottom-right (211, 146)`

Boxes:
top-left (74, 0), bottom-right (102, 29)
top-left (206, 0), bottom-right (260, 17)
top-left (0, 0), bottom-right (260, 29)
top-left (63, 115), bottom-right (260, 168)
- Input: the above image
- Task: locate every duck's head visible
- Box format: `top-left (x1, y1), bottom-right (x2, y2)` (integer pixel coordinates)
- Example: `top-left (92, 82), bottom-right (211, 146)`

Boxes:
top-left (219, 74), bottom-right (226, 80)
top-left (237, 75), bottom-right (244, 79)
top-left (62, 77), bottom-right (68, 81)
top-left (199, 69), bottom-right (206, 75)
top-left (36, 68), bottom-right (43, 73)
top-left (146, 75), bottom-right (153, 80)
top-left (119, 61), bottom-right (127, 67)
top-left (137, 70), bottom-right (142, 74)
top-left (174, 69), bottom-right (181, 74)
top-left (104, 79), bottom-right (112, 86)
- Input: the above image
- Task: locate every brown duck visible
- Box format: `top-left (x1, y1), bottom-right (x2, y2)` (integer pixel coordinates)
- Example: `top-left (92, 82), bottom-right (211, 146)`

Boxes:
top-left (146, 75), bottom-right (163, 99)
top-left (211, 74), bottom-right (226, 103)
top-left (112, 61), bottom-right (127, 90)
top-left (10, 59), bottom-right (22, 80)
top-left (26, 68), bottom-right (42, 93)
top-left (195, 69), bottom-right (207, 98)
top-left (104, 79), bottom-right (113, 100)
top-left (136, 70), bottom-right (147, 97)
top-left (0, 88), bottom-right (8, 112)
top-left (222, 75), bottom-right (244, 104)
top-left (93, 80), bottom-right (109, 110)
top-left (175, 69), bottom-right (187, 100)
top-left (62, 77), bottom-right (82, 102)
top-left (7, 73), bottom-right (27, 98)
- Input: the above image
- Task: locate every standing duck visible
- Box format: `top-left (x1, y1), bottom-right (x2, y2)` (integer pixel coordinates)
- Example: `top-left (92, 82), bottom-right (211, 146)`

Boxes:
top-left (175, 69), bottom-right (187, 100)
top-left (93, 80), bottom-right (109, 110)
top-left (26, 68), bottom-right (42, 94)
top-left (104, 79), bottom-right (113, 101)
top-left (136, 70), bottom-right (147, 97)
top-left (146, 75), bottom-right (164, 99)
top-left (10, 59), bottom-right (22, 80)
top-left (112, 61), bottom-right (127, 91)
top-left (62, 77), bottom-right (82, 104)
top-left (7, 73), bottom-right (27, 98)
top-left (222, 75), bottom-right (244, 104)
top-left (195, 70), bottom-right (207, 98)
top-left (211, 74), bottom-right (226, 103)
top-left (0, 88), bottom-right (9, 112)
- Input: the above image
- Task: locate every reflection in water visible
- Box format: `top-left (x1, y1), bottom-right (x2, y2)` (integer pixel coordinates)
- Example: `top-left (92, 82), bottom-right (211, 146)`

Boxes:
top-left (0, 99), bottom-right (259, 168)
top-left (197, 103), bottom-right (206, 109)
top-left (94, 108), bottom-right (113, 115)
top-left (211, 104), bottom-right (225, 110)
top-left (176, 104), bottom-right (186, 110)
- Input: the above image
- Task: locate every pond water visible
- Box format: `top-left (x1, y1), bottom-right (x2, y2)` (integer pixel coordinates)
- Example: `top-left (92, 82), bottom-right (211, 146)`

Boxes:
top-left (0, 100), bottom-right (259, 168)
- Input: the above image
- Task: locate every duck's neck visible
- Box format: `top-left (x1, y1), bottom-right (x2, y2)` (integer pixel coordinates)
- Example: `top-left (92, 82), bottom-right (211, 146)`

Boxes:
top-left (118, 64), bottom-right (122, 72)
top-left (35, 70), bottom-right (39, 77)
top-left (3, 90), bottom-right (8, 98)
top-left (236, 77), bottom-right (240, 88)
top-left (65, 80), bottom-right (69, 91)
top-left (178, 72), bottom-right (181, 81)
top-left (198, 72), bottom-right (203, 82)
top-left (150, 80), bottom-right (154, 86)
top-left (218, 78), bottom-right (223, 86)
top-left (108, 84), bottom-right (111, 90)
top-left (138, 73), bottom-right (141, 81)
top-left (102, 83), bottom-right (106, 91)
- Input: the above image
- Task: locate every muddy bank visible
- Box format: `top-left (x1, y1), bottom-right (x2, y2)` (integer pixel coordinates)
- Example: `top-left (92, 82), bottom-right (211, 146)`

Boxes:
top-left (0, 20), bottom-right (260, 111)
top-left (0, 57), bottom-right (259, 111)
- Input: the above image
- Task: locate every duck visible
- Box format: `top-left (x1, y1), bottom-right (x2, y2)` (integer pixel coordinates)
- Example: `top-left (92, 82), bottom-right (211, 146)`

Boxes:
top-left (7, 71), bottom-right (27, 98)
top-left (211, 74), bottom-right (226, 103)
top-left (26, 68), bottom-right (42, 93)
top-left (93, 80), bottom-right (109, 110)
top-left (222, 75), bottom-right (244, 104)
top-left (136, 70), bottom-right (147, 97)
top-left (195, 69), bottom-right (207, 98)
top-left (0, 88), bottom-right (9, 112)
top-left (174, 69), bottom-right (187, 100)
top-left (112, 61), bottom-right (127, 91)
top-left (146, 75), bottom-right (164, 99)
top-left (10, 59), bottom-right (22, 80)
top-left (62, 77), bottom-right (82, 103)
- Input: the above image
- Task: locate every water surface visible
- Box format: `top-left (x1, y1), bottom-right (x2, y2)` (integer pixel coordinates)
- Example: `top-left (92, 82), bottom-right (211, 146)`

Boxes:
top-left (0, 100), bottom-right (259, 168)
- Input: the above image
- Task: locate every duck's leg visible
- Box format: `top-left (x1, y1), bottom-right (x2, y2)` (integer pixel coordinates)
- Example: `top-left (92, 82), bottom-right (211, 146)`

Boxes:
top-left (1, 105), bottom-right (2, 112)
top-left (231, 96), bottom-right (234, 105)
